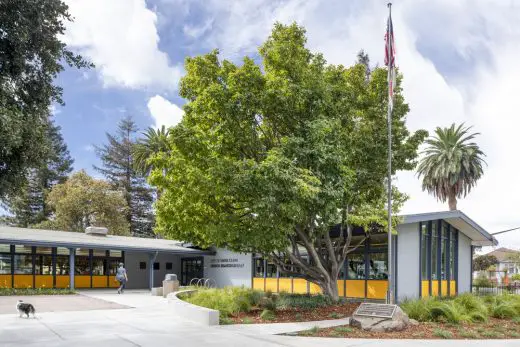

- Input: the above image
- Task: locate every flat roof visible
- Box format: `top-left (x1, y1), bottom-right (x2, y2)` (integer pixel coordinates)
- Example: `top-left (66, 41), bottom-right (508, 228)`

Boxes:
top-left (401, 210), bottom-right (497, 247)
top-left (0, 226), bottom-right (213, 254)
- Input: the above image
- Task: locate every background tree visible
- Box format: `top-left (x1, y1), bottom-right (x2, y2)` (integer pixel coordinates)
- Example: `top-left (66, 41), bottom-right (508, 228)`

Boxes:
top-left (417, 123), bottom-right (486, 210)
top-left (473, 254), bottom-right (499, 272)
top-left (149, 23), bottom-right (426, 299)
top-left (4, 122), bottom-right (73, 226)
top-left (133, 125), bottom-right (171, 176)
top-left (35, 171), bottom-right (129, 235)
top-left (0, 0), bottom-right (91, 200)
top-left (95, 116), bottom-right (155, 237)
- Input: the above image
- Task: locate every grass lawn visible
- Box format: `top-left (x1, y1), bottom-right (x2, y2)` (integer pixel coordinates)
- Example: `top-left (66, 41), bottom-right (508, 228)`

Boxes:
top-left (178, 287), bottom-right (359, 324)
top-left (0, 288), bottom-right (76, 296)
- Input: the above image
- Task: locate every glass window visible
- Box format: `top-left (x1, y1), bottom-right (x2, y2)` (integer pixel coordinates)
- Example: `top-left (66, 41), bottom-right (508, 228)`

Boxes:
top-left (0, 244), bottom-right (10, 253)
top-left (139, 262), bottom-right (146, 270)
top-left (0, 254), bottom-right (11, 274)
top-left (266, 263), bottom-right (277, 278)
top-left (35, 255), bottom-right (53, 275)
top-left (153, 262), bottom-right (160, 270)
top-left (254, 258), bottom-right (264, 277)
top-left (57, 247), bottom-right (69, 255)
top-left (35, 247), bottom-right (52, 254)
top-left (15, 245), bottom-right (32, 254)
top-left (75, 257), bottom-right (90, 275)
top-left (14, 255), bottom-right (33, 274)
top-left (347, 253), bottom-right (365, 279)
top-left (56, 256), bottom-right (69, 275)
top-left (368, 253), bottom-right (388, 279)
top-left (348, 235), bottom-right (366, 252)
top-left (450, 231), bottom-right (456, 280)
top-left (109, 250), bottom-right (122, 258)
top-left (166, 262), bottom-right (173, 270)
top-left (76, 248), bottom-right (89, 256)
top-left (431, 221), bottom-right (438, 280)
top-left (92, 249), bottom-right (106, 257)
top-left (92, 259), bottom-right (105, 275)
top-left (369, 233), bottom-right (388, 250)
top-left (421, 223), bottom-right (429, 280)
top-left (109, 260), bottom-right (120, 275)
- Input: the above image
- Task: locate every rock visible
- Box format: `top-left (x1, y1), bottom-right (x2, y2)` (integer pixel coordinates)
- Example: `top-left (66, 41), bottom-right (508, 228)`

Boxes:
top-left (350, 306), bottom-right (410, 332)
top-left (409, 318), bottom-right (419, 326)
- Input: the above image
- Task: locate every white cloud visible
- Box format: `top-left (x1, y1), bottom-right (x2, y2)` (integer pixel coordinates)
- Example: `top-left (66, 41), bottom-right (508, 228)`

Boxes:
top-left (63, 0), bottom-right (182, 90)
top-left (159, 0), bottom-right (520, 248)
top-left (147, 95), bottom-right (184, 129)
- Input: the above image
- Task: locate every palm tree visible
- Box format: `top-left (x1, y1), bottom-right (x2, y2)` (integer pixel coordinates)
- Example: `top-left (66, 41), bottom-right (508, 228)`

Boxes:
top-left (133, 125), bottom-right (170, 176)
top-left (417, 123), bottom-right (486, 210)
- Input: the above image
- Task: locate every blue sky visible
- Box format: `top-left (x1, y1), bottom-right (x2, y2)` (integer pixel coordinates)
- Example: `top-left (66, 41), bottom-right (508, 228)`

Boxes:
top-left (57, 0), bottom-right (520, 249)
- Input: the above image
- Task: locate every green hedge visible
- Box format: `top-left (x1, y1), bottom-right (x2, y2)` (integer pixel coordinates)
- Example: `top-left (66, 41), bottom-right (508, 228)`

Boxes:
top-left (0, 288), bottom-right (76, 296)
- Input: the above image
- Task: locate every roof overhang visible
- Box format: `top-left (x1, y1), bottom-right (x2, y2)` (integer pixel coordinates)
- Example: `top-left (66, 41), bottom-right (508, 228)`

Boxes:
top-left (400, 210), bottom-right (498, 247)
top-left (0, 226), bottom-right (215, 255)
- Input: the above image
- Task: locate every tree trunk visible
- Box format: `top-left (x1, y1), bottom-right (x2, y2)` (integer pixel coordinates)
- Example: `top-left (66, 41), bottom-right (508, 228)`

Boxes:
top-left (318, 276), bottom-right (340, 302)
top-left (448, 193), bottom-right (457, 210)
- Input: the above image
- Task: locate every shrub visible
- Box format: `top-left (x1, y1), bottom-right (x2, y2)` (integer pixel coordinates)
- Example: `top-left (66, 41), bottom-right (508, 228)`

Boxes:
top-left (474, 276), bottom-right (492, 287)
top-left (259, 296), bottom-right (277, 311)
top-left (276, 293), bottom-right (333, 310)
top-left (184, 286), bottom-right (263, 317)
top-left (433, 328), bottom-right (453, 339)
top-left (511, 274), bottom-right (520, 282)
top-left (334, 326), bottom-right (353, 333)
top-left (260, 309), bottom-right (276, 321)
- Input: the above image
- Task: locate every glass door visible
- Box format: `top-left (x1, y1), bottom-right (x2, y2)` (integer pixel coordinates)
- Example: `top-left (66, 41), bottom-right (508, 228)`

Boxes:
top-left (181, 257), bottom-right (203, 286)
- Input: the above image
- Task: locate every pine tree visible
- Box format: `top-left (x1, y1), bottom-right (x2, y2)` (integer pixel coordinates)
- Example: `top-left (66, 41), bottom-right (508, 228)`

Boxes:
top-left (94, 116), bottom-right (155, 237)
top-left (5, 121), bottom-right (74, 226)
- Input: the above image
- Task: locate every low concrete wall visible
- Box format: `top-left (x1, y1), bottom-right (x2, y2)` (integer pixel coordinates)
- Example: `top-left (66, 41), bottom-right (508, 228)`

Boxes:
top-left (167, 290), bottom-right (219, 326)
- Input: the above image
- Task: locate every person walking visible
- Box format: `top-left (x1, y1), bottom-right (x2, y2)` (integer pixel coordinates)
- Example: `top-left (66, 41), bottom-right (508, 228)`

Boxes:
top-left (116, 263), bottom-right (128, 294)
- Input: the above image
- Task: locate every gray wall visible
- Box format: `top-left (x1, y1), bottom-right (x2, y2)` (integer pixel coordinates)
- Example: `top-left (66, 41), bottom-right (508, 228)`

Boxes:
top-left (458, 233), bottom-right (472, 293)
top-left (125, 251), bottom-right (181, 289)
top-left (204, 249), bottom-right (252, 288)
top-left (396, 222), bottom-right (420, 302)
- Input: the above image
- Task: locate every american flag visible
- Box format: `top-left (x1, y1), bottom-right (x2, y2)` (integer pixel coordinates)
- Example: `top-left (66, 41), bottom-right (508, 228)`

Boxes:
top-left (385, 6), bottom-right (395, 109)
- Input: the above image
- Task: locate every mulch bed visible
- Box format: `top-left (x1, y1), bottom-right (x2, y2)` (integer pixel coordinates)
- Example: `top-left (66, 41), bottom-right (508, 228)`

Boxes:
top-left (229, 301), bottom-right (360, 324)
top-left (300, 317), bottom-right (520, 339)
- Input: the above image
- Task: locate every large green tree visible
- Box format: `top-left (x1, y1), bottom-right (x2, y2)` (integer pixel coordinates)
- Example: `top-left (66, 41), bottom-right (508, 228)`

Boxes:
top-left (150, 23), bottom-right (426, 299)
top-left (35, 171), bottom-right (129, 235)
top-left (417, 123), bottom-right (485, 210)
top-left (95, 117), bottom-right (155, 237)
top-left (4, 122), bottom-right (73, 227)
top-left (0, 0), bottom-right (91, 200)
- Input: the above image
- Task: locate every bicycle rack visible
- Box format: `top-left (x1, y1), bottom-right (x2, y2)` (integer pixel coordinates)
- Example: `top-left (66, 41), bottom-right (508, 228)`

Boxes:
top-left (188, 277), bottom-right (216, 288)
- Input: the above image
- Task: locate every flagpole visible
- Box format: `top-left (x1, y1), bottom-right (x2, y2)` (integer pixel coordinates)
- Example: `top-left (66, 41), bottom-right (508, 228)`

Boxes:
top-left (386, 2), bottom-right (394, 305)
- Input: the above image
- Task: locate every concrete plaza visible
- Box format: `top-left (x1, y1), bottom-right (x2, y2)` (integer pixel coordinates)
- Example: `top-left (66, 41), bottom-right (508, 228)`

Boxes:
top-left (0, 290), bottom-right (518, 347)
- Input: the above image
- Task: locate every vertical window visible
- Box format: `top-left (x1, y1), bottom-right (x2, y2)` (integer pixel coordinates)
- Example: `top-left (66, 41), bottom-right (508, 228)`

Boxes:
top-left (139, 262), bottom-right (146, 270)
top-left (421, 223), bottom-right (429, 280)
top-left (254, 258), bottom-right (264, 277)
top-left (75, 256), bottom-right (90, 275)
top-left (56, 256), bottom-right (69, 275)
top-left (35, 255), bottom-right (53, 275)
top-left (0, 254), bottom-right (11, 274)
top-left (368, 253), bottom-right (388, 279)
top-left (431, 221), bottom-right (438, 280)
top-left (266, 263), bottom-right (277, 278)
top-left (14, 255), bottom-right (33, 274)
top-left (92, 259), bottom-right (105, 275)
top-left (450, 230), bottom-right (456, 280)
top-left (347, 253), bottom-right (365, 279)
top-left (109, 260), bottom-right (120, 275)
top-left (153, 262), bottom-right (160, 270)
top-left (441, 222), bottom-right (448, 280)
top-left (166, 262), bottom-right (173, 270)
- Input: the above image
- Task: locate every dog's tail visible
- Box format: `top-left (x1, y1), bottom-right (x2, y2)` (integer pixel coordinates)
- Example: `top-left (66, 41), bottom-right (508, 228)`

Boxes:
top-left (29, 304), bottom-right (36, 316)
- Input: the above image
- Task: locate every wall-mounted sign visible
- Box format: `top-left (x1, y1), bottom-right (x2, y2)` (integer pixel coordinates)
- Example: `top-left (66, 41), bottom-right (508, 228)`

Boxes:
top-left (209, 258), bottom-right (245, 269)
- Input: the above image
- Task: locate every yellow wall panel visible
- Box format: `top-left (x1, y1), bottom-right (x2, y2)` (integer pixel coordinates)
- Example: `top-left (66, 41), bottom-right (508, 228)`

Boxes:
top-left (75, 275), bottom-right (91, 288)
top-left (265, 278), bottom-right (278, 292)
top-left (278, 278), bottom-right (292, 293)
top-left (0, 275), bottom-right (12, 288)
top-left (55, 275), bottom-right (70, 288)
top-left (367, 280), bottom-right (388, 299)
top-left (92, 276), bottom-right (108, 288)
top-left (252, 277), bottom-right (264, 291)
top-left (441, 280), bottom-right (448, 296)
top-left (431, 280), bottom-right (439, 296)
top-left (450, 281), bottom-right (456, 296)
top-left (346, 280), bottom-right (365, 298)
top-left (292, 278), bottom-right (308, 294)
top-left (35, 275), bottom-right (53, 288)
top-left (309, 282), bottom-right (322, 294)
top-left (109, 277), bottom-right (120, 288)
top-left (337, 280), bottom-right (345, 297)
top-left (14, 275), bottom-right (33, 288)
top-left (421, 280), bottom-right (430, 297)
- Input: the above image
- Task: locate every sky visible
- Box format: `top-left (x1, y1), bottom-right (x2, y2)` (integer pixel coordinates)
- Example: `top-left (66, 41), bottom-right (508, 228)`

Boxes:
top-left (54, 0), bottom-right (520, 250)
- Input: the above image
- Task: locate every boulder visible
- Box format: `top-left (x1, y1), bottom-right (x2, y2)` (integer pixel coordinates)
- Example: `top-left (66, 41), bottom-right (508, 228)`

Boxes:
top-left (350, 306), bottom-right (410, 332)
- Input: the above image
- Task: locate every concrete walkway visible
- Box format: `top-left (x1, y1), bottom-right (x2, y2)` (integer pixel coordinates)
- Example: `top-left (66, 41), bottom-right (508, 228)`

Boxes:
top-left (0, 290), bottom-right (519, 346)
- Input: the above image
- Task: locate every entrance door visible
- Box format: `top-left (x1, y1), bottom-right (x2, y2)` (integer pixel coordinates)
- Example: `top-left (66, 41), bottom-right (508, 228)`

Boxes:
top-left (181, 257), bottom-right (204, 285)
